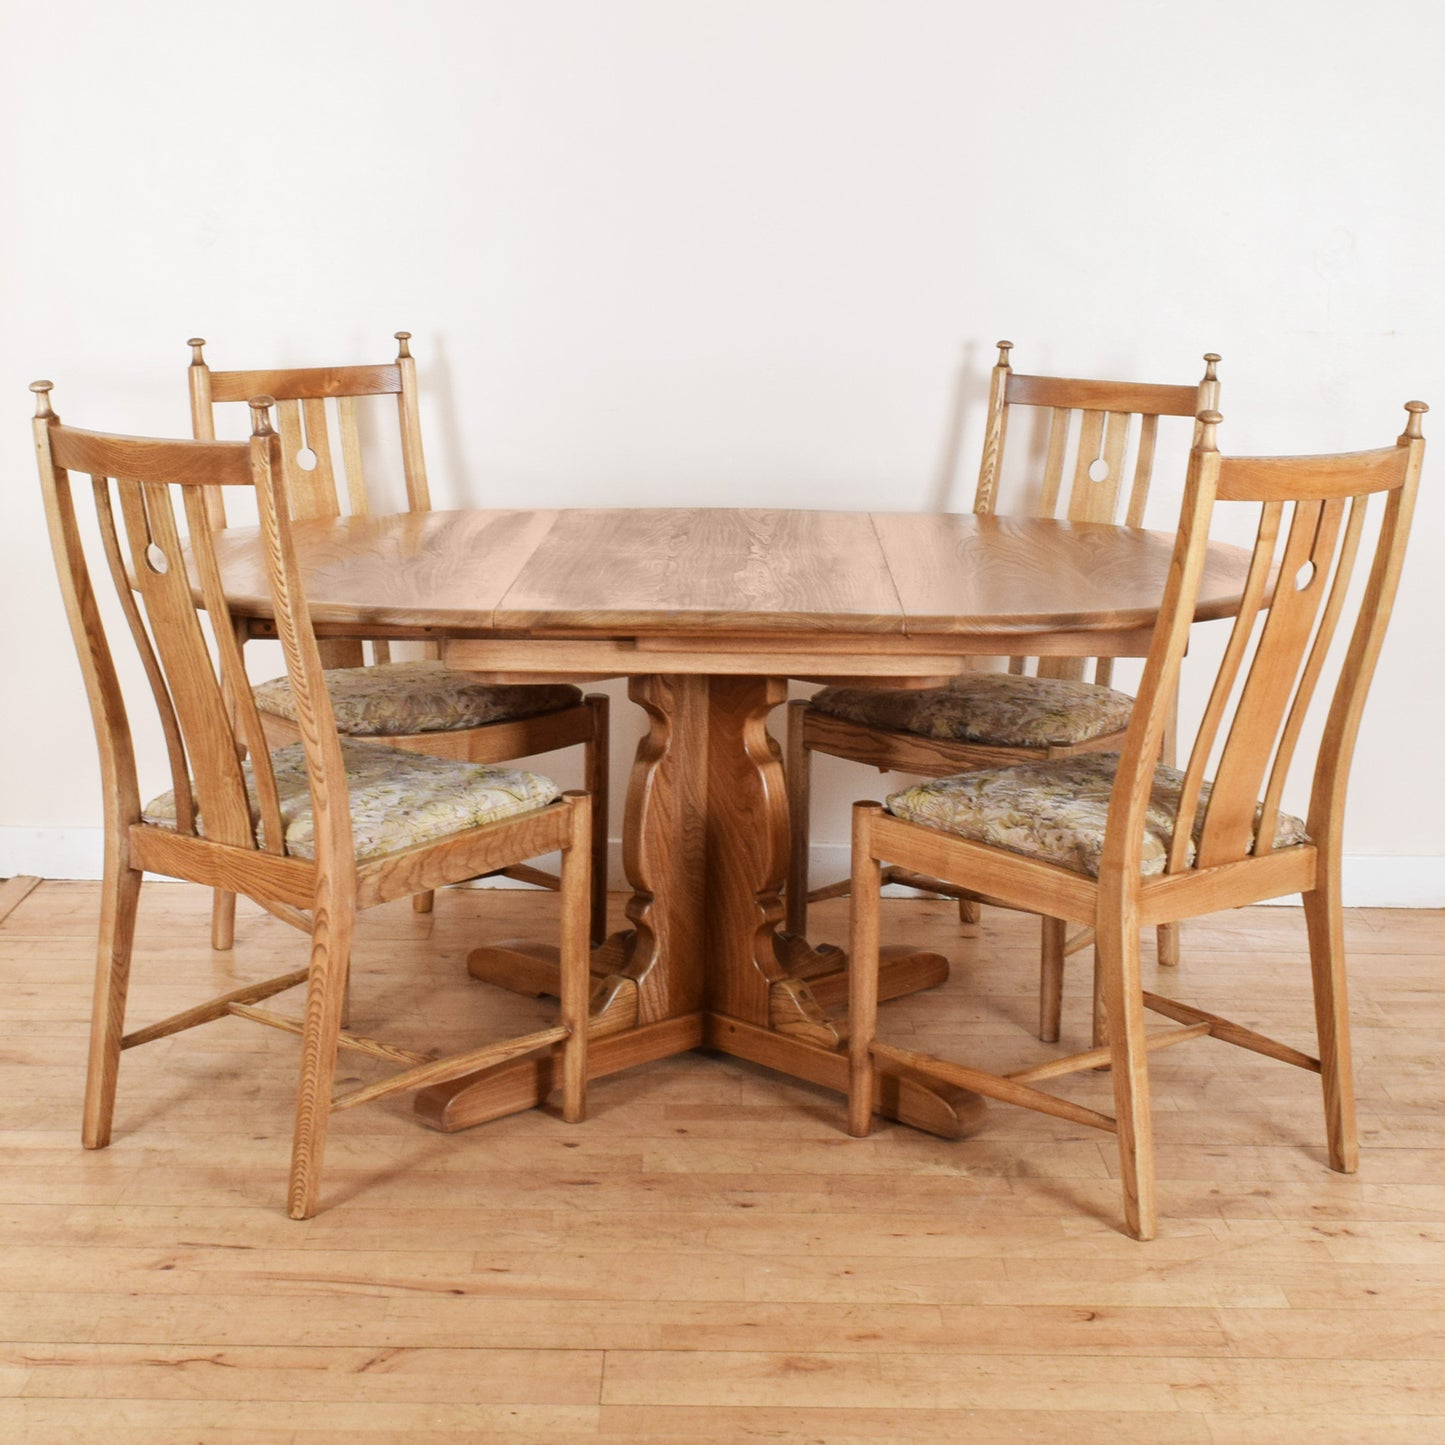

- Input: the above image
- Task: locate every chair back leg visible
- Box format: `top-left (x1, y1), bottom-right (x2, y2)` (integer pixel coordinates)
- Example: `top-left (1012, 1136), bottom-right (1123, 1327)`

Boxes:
top-left (211, 889), bottom-right (237, 950)
top-left (83, 860), bottom-right (143, 1150)
top-left (785, 699), bottom-right (812, 937)
top-left (585, 694), bottom-right (610, 945)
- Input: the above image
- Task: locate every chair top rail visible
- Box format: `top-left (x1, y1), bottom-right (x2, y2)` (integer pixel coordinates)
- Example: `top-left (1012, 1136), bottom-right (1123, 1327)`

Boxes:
top-left (48, 426), bottom-right (256, 487)
top-left (203, 363), bottom-right (403, 403)
top-left (1217, 445), bottom-right (1414, 503)
top-left (1006, 373), bottom-right (1202, 417)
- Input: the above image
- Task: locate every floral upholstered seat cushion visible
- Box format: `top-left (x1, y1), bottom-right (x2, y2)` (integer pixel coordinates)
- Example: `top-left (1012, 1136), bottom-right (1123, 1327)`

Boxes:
top-left (886, 753), bottom-right (1309, 879)
top-left (143, 739), bottom-right (560, 861)
top-left (251, 660), bottom-right (583, 737)
top-left (811, 673), bottom-right (1135, 749)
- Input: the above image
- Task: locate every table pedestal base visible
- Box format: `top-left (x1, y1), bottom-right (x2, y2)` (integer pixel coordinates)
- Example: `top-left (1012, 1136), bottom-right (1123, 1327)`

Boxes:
top-left (415, 673), bottom-right (986, 1138)
top-left (420, 930), bottom-right (976, 1136)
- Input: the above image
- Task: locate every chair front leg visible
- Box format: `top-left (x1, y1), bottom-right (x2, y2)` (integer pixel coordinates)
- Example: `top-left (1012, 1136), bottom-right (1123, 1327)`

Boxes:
top-left (287, 896), bottom-right (355, 1220)
top-left (1096, 902), bottom-right (1157, 1241)
top-left (83, 857), bottom-right (143, 1149)
top-left (846, 802), bottom-right (885, 1138)
top-left (1302, 859), bottom-right (1358, 1174)
top-left (559, 792), bottom-right (592, 1124)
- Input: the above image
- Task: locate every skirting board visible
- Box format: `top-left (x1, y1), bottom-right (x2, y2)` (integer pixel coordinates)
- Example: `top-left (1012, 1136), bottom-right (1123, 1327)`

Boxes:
top-left (2, 829), bottom-right (1442, 908)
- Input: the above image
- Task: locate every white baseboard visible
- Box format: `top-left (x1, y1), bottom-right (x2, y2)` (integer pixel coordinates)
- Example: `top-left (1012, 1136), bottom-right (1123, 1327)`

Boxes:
top-left (2, 829), bottom-right (1441, 908)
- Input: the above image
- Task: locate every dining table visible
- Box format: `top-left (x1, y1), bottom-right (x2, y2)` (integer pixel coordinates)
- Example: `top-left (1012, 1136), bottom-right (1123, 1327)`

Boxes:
top-left (214, 506), bottom-right (1254, 1138)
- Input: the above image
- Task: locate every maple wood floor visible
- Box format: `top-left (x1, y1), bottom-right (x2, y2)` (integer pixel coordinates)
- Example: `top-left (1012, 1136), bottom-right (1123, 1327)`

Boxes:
top-left (1, 879), bottom-right (1441, 1442)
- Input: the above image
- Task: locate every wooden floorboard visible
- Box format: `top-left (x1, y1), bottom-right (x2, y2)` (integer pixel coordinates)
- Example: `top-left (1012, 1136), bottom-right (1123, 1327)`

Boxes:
top-left (0, 879), bottom-right (1441, 1440)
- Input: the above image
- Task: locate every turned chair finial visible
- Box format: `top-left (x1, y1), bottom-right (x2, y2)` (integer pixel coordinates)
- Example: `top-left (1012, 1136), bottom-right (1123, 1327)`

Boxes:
top-left (394, 330), bottom-right (412, 359)
top-left (248, 395), bottom-right (277, 437)
top-left (1197, 409), bottom-right (1223, 451)
top-left (30, 380), bottom-right (56, 420)
top-left (1202, 352), bottom-right (1221, 382)
top-left (1401, 400), bottom-right (1428, 441)
top-left (995, 340), bottom-right (1014, 366)
top-left (188, 338), bottom-right (207, 365)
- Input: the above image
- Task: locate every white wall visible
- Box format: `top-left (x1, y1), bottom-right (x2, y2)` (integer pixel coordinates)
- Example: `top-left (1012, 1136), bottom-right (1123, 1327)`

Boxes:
top-left (2, 0), bottom-right (1441, 903)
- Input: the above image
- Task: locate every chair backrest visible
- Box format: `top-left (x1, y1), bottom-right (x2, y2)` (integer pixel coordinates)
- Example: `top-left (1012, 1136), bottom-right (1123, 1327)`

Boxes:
top-left (188, 331), bottom-right (430, 529)
top-left (189, 331), bottom-right (431, 666)
top-left (1104, 403), bottom-right (1426, 886)
top-left (32, 383), bottom-right (351, 868)
top-left (974, 341), bottom-right (1221, 683)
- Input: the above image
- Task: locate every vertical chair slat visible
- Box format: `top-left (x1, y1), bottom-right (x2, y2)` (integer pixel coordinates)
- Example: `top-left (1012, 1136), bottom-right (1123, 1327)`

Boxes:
top-left (1011, 403), bottom-right (1076, 674)
top-left (1167, 502), bottom-right (1282, 874)
top-left (1255, 495), bottom-right (1369, 856)
top-left (1126, 414), bottom-right (1159, 528)
top-left (1038, 407), bottom-right (1071, 518)
top-left (1067, 409), bottom-right (1107, 519)
top-left (181, 485), bottom-right (288, 857)
top-left (1197, 498), bottom-right (1341, 868)
top-left (1036, 654), bottom-right (1088, 682)
top-left (276, 400), bottom-right (334, 521)
top-left (337, 396), bottom-right (370, 517)
top-left (91, 478), bottom-right (195, 835)
top-left (119, 479), bottom-right (255, 848)
top-left (1079, 410), bottom-right (1130, 524)
top-left (300, 397), bottom-right (339, 514)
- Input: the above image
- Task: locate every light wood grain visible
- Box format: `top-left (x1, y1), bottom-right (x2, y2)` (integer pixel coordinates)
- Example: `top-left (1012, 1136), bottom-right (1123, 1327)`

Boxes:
top-left (215, 507), bottom-right (1253, 648)
top-left (210, 507), bottom-right (562, 632)
top-left (872, 512), bottom-right (1248, 637)
top-left (497, 507), bottom-right (906, 634)
top-left (846, 406), bottom-right (1428, 1240)
top-left (788, 344), bottom-right (1221, 993)
top-left (206, 494), bottom-right (1255, 1144)
top-left (32, 394), bottom-right (594, 1218)
top-left (1, 881), bottom-right (1441, 1440)
top-left (192, 334), bottom-right (610, 941)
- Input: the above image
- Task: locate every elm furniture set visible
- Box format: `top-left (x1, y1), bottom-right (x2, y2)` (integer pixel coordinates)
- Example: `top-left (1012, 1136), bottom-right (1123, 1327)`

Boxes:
top-left (32, 335), bottom-right (1426, 1238)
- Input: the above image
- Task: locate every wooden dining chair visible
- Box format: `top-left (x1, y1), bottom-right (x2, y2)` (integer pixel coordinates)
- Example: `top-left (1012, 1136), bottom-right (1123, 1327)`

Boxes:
top-left (846, 403), bottom-right (1427, 1239)
top-left (33, 383), bottom-right (593, 1219)
top-left (188, 333), bottom-right (608, 948)
top-left (786, 342), bottom-right (1221, 1041)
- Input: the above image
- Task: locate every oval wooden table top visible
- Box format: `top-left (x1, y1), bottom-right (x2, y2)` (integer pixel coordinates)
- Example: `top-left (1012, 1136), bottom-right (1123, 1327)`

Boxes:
top-left (214, 507), bottom-right (1254, 650)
